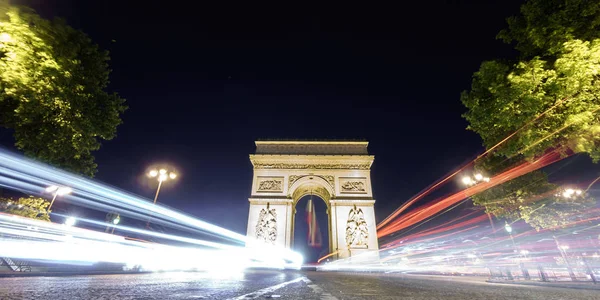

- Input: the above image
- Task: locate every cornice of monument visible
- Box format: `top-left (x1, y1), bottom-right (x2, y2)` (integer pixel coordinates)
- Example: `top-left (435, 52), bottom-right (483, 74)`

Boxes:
top-left (249, 154), bottom-right (374, 170)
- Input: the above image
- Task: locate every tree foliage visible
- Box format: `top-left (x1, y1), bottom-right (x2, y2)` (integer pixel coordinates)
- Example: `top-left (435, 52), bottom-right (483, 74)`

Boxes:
top-left (0, 3), bottom-right (126, 176)
top-left (498, 0), bottom-right (600, 58)
top-left (0, 196), bottom-right (50, 221)
top-left (462, 0), bottom-right (599, 229)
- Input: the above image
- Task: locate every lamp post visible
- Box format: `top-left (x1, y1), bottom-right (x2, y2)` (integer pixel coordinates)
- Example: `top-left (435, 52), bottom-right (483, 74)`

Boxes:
top-left (146, 168), bottom-right (177, 228)
top-left (46, 185), bottom-right (72, 211)
top-left (148, 169), bottom-right (177, 205)
top-left (105, 212), bottom-right (120, 234)
top-left (554, 239), bottom-right (577, 281)
top-left (552, 187), bottom-right (583, 281)
top-left (504, 224), bottom-right (530, 280)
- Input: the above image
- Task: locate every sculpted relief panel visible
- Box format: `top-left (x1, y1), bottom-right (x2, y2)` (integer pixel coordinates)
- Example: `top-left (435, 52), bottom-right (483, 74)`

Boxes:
top-left (288, 174), bottom-right (335, 190)
top-left (255, 203), bottom-right (277, 244)
top-left (345, 205), bottom-right (369, 248)
top-left (339, 177), bottom-right (367, 193)
top-left (257, 177), bottom-right (283, 192)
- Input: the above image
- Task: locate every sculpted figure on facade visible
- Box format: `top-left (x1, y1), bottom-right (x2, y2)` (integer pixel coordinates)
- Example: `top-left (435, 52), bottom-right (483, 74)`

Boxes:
top-left (345, 205), bottom-right (368, 247)
top-left (255, 203), bottom-right (277, 244)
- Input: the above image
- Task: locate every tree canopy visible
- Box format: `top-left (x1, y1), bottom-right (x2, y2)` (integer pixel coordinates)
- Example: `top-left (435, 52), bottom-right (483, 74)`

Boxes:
top-left (462, 0), bottom-right (599, 229)
top-left (0, 3), bottom-right (126, 176)
top-left (0, 196), bottom-right (50, 221)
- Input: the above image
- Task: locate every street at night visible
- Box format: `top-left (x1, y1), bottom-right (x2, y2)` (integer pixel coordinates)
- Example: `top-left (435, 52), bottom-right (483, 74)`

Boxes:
top-left (2, 0), bottom-right (600, 298)
top-left (1, 270), bottom-right (600, 300)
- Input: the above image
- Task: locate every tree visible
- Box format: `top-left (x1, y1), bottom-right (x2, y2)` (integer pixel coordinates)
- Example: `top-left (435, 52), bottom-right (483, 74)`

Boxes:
top-left (462, 0), bottom-right (599, 229)
top-left (0, 3), bottom-right (126, 176)
top-left (0, 196), bottom-right (50, 221)
top-left (498, 0), bottom-right (600, 58)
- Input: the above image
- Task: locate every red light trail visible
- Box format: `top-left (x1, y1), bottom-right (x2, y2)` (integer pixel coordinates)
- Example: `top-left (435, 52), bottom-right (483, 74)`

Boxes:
top-left (377, 150), bottom-right (566, 238)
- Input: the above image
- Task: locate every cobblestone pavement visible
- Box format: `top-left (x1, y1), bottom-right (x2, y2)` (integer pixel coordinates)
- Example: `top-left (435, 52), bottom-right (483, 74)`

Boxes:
top-left (1, 270), bottom-right (599, 299)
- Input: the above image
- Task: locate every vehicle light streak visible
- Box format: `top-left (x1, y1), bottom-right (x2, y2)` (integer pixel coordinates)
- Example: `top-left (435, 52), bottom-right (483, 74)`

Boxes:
top-left (0, 213), bottom-right (303, 271)
top-left (378, 150), bottom-right (565, 237)
top-left (377, 97), bottom-right (572, 231)
top-left (0, 149), bottom-right (303, 269)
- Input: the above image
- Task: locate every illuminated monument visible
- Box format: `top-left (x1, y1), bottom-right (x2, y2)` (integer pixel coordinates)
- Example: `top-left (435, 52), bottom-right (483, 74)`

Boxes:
top-left (246, 140), bottom-right (379, 259)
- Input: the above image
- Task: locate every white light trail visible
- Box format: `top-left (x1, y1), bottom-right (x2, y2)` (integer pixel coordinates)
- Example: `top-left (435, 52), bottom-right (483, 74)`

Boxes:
top-left (0, 148), bottom-right (303, 270)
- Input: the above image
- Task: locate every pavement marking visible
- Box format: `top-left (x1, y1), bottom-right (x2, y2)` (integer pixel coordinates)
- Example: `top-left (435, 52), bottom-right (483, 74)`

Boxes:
top-left (227, 276), bottom-right (306, 299)
top-left (301, 277), bottom-right (339, 300)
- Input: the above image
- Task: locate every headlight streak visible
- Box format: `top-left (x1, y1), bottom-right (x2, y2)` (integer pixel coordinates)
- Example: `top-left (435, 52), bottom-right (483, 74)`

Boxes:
top-left (0, 149), bottom-right (304, 270)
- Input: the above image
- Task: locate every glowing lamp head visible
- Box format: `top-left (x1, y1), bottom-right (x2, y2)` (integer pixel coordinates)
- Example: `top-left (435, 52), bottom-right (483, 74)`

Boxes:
top-left (159, 169), bottom-right (167, 175)
top-left (483, 177), bottom-right (490, 182)
top-left (504, 224), bottom-right (512, 233)
top-left (112, 216), bottom-right (120, 225)
top-left (169, 172), bottom-right (177, 179)
top-left (159, 173), bottom-right (168, 182)
top-left (64, 216), bottom-right (77, 227)
top-left (149, 170), bottom-right (158, 177)
top-left (56, 187), bottom-right (72, 196)
top-left (474, 174), bottom-right (483, 181)
top-left (46, 185), bottom-right (59, 193)
top-left (462, 177), bottom-right (472, 185)
top-left (560, 245), bottom-right (569, 250)
top-left (575, 189), bottom-right (582, 195)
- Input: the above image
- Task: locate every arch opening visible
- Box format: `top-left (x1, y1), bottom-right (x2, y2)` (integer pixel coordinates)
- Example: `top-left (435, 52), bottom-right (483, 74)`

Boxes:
top-left (292, 194), bottom-right (330, 263)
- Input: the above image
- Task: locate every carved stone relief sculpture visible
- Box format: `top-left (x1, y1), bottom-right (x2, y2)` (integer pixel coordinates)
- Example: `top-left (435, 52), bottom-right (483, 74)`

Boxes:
top-left (341, 180), bottom-right (366, 192)
top-left (257, 178), bottom-right (283, 192)
top-left (345, 205), bottom-right (368, 248)
top-left (256, 203), bottom-right (277, 244)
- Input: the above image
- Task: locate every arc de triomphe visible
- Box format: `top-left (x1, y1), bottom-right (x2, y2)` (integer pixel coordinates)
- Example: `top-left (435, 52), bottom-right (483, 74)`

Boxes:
top-left (246, 140), bottom-right (378, 259)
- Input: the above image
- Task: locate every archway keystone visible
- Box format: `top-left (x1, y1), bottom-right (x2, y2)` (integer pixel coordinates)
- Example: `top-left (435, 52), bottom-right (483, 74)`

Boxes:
top-left (246, 140), bottom-right (379, 259)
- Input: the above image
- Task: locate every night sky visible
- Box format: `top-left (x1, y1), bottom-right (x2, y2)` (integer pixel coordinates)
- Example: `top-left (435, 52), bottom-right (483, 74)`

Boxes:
top-left (3, 1), bottom-right (529, 238)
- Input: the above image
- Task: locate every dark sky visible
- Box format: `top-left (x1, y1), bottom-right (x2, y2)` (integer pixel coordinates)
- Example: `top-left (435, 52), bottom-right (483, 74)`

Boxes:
top-left (5, 0), bottom-right (526, 234)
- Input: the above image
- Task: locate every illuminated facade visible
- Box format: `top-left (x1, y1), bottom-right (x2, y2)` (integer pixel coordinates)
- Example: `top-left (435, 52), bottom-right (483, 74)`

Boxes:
top-left (246, 140), bottom-right (379, 259)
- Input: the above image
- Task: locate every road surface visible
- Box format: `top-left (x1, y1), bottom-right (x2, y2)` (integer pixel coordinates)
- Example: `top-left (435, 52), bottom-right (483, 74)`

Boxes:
top-left (0, 270), bottom-right (598, 299)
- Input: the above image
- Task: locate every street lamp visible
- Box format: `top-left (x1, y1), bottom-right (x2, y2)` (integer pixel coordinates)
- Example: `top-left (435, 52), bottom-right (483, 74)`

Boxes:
top-left (556, 187), bottom-right (583, 199)
top-left (64, 216), bottom-right (77, 227)
top-left (462, 173), bottom-right (490, 186)
top-left (46, 185), bottom-right (72, 211)
top-left (147, 168), bottom-right (177, 204)
top-left (503, 223), bottom-right (530, 279)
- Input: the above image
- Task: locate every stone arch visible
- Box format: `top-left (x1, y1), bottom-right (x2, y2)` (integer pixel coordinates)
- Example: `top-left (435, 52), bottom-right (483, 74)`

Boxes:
top-left (246, 140), bottom-right (379, 260)
top-left (287, 176), bottom-right (334, 254)
top-left (288, 175), bottom-right (334, 206)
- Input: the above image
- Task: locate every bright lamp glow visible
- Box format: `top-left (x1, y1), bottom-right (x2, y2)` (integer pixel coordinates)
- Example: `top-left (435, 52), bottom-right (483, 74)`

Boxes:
top-left (46, 185), bottom-right (58, 193)
top-left (560, 245), bottom-right (569, 250)
top-left (169, 172), bottom-right (177, 179)
top-left (504, 224), bottom-right (512, 233)
top-left (520, 250), bottom-right (529, 255)
top-left (149, 170), bottom-right (158, 177)
top-left (56, 187), bottom-right (72, 196)
top-left (159, 174), bottom-right (168, 181)
top-left (159, 169), bottom-right (167, 175)
top-left (462, 177), bottom-right (472, 185)
top-left (474, 174), bottom-right (483, 181)
top-left (112, 217), bottom-right (120, 225)
top-left (64, 217), bottom-right (77, 227)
